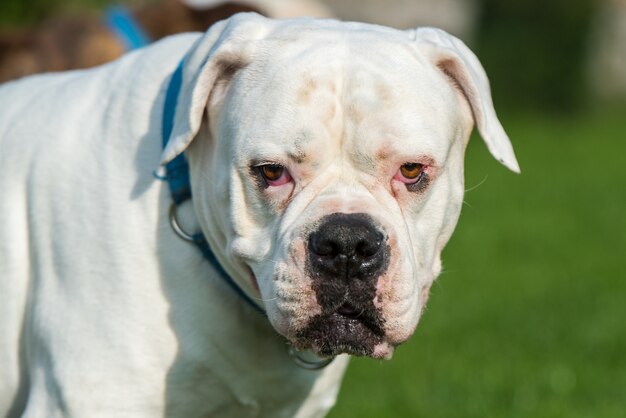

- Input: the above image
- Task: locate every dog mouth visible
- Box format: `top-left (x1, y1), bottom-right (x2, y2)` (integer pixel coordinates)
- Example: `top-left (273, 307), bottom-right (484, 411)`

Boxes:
top-left (293, 300), bottom-right (387, 358)
top-left (292, 212), bottom-right (393, 357)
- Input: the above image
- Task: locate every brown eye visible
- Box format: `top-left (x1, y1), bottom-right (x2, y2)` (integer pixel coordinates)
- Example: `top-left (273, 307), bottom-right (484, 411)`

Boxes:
top-left (260, 164), bottom-right (285, 181)
top-left (400, 163), bottom-right (424, 179)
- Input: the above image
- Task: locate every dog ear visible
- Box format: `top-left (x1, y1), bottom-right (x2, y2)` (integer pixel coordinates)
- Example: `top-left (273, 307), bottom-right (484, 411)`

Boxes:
top-left (160, 12), bottom-right (270, 165)
top-left (410, 27), bottom-right (520, 173)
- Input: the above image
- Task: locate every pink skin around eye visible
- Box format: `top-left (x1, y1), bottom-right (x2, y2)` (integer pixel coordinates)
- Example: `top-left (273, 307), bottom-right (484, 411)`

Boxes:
top-left (392, 166), bottom-right (425, 184)
top-left (266, 168), bottom-right (293, 187)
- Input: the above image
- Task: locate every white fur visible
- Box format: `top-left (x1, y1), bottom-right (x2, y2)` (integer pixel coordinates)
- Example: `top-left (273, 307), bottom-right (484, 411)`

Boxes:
top-left (0, 14), bottom-right (516, 417)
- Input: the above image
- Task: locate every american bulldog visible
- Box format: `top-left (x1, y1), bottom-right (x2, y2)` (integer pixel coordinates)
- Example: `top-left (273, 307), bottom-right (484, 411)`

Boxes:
top-left (0, 13), bottom-right (519, 418)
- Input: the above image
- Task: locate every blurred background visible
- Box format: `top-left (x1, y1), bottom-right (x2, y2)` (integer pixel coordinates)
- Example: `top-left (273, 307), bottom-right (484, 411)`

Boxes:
top-left (1, 0), bottom-right (624, 416)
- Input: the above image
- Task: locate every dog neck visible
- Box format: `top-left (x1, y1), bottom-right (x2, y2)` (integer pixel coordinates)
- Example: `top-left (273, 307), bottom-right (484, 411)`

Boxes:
top-left (159, 60), bottom-right (267, 317)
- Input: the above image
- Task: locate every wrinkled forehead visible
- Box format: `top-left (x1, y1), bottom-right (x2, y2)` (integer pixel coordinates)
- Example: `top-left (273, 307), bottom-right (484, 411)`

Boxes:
top-left (247, 21), bottom-right (443, 97)
top-left (225, 22), bottom-right (462, 163)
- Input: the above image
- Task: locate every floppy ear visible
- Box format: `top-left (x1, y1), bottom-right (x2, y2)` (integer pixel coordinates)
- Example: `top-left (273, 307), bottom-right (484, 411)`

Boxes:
top-left (410, 27), bottom-right (520, 173)
top-left (160, 12), bottom-right (271, 165)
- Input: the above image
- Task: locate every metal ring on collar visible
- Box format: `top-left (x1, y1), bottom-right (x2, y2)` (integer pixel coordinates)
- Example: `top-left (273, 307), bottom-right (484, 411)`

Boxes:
top-left (288, 346), bottom-right (335, 370)
top-left (168, 203), bottom-right (195, 243)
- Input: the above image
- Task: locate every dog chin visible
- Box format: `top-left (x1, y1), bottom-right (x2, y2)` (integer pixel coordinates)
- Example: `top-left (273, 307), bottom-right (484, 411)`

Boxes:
top-left (292, 312), bottom-right (395, 359)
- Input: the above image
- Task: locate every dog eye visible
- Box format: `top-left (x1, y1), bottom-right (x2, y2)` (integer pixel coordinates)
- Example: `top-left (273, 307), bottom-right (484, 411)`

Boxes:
top-left (395, 163), bottom-right (424, 184)
top-left (260, 164), bottom-right (284, 181)
top-left (257, 164), bottom-right (292, 186)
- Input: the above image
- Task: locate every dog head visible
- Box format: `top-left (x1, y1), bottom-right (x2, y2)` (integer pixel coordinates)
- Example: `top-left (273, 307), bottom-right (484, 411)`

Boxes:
top-left (161, 13), bottom-right (519, 359)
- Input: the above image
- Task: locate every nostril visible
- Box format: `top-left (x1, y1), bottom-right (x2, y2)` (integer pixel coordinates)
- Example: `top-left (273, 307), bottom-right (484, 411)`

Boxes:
top-left (310, 222), bottom-right (383, 258)
top-left (355, 236), bottom-right (383, 258)
top-left (310, 237), bottom-right (337, 257)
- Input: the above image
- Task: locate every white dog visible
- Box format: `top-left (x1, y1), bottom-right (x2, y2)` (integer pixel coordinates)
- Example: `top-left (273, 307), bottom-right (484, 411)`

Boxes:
top-left (0, 13), bottom-right (519, 418)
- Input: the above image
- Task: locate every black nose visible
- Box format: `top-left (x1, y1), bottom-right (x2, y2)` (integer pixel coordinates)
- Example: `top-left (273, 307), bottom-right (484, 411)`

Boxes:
top-left (308, 213), bottom-right (387, 281)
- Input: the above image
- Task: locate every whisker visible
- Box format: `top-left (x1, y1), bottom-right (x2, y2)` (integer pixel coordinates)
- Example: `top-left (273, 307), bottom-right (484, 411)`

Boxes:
top-left (251, 295), bottom-right (278, 303)
top-left (465, 175), bottom-right (488, 193)
top-left (462, 199), bottom-right (475, 211)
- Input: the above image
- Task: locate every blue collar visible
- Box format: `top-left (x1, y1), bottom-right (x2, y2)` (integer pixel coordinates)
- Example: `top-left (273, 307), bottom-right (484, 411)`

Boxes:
top-left (161, 61), bottom-right (266, 316)
top-left (105, 7), bottom-right (151, 51)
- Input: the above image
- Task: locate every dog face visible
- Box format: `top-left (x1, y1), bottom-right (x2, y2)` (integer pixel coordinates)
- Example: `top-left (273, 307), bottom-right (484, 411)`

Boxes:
top-left (162, 14), bottom-right (519, 359)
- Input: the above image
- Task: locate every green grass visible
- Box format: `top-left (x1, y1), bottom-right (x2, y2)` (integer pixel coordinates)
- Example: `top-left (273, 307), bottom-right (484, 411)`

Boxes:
top-left (0, 0), bottom-right (125, 29)
top-left (329, 108), bottom-right (626, 418)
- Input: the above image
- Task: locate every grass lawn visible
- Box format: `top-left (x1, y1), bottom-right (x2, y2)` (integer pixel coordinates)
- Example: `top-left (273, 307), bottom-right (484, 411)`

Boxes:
top-left (329, 107), bottom-right (626, 418)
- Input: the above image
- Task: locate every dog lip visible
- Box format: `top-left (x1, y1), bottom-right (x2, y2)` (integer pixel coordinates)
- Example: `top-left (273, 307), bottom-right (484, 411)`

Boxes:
top-left (246, 267), bottom-right (260, 292)
top-left (336, 301), bottom-right (362, 319)
top-left (294, 310), bottom-right (386, 357)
